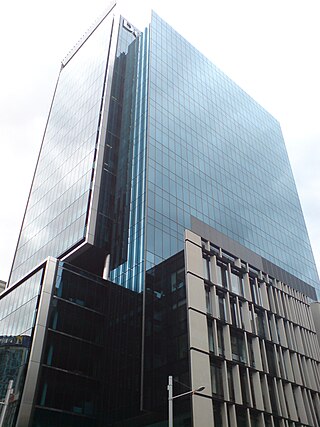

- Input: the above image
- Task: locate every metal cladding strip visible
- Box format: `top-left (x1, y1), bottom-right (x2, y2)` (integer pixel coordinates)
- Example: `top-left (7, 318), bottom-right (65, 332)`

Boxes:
top-left (15, 258), bottom-right (58, 427)
top-left (84, 12), bottom-right (121, 247)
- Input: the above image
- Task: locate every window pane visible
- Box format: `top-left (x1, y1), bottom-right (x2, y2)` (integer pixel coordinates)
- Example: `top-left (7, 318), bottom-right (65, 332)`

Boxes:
top-left (231, 271), bottom-right (243, 296)
top-left (211, 361), bottom-right (223, 397)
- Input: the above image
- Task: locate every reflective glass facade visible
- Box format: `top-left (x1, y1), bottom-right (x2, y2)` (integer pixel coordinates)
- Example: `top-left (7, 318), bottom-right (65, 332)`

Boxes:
top-left (146, 13), bottom-right (319, 294)
top-left (1, 5), bottom-right (320, 427)
top-left (0, 269), bottom-right (43, 345)
top-left (10, 11), bottom-right (115, 285)
top-left (32, 262), bottom-right (142, 427)
top-left (98, 19), bottom-right (149, 292)
top-left (144, 252), bottom-right (191, 424)
top-left (0, 268), bottom-right (43, 426)
top-left (9, 9), bottom-right (318, 296)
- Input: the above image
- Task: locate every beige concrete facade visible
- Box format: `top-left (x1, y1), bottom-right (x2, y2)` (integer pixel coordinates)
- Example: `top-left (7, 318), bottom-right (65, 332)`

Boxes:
top-left (185, 229), bottom-right (320, 427)
top-left (311, 302), bottom-right (320, 347)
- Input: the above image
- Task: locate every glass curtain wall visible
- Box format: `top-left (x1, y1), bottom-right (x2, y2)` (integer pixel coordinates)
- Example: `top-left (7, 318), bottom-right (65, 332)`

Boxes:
top-left (10, 10), bottom-right (115, 285)
top-left (0, 269), bottom-right (44, 426)
top-left (146, 12), bottom-right (319, 292)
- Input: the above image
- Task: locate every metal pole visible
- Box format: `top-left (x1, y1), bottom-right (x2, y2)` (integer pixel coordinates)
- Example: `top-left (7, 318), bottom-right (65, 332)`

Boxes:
top-left (0, 380), bottom-right (13, 427)
top-left (168, 375), bottom-right (173, 427)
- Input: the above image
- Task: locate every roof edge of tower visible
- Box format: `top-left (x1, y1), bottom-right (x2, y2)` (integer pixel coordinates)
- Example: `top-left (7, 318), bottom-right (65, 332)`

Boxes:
top-left (61, 0), bottom-right (117, 68)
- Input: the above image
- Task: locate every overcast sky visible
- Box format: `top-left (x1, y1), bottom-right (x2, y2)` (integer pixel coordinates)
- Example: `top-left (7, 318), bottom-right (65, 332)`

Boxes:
top-left (0, 0), bottom-right (319, 283)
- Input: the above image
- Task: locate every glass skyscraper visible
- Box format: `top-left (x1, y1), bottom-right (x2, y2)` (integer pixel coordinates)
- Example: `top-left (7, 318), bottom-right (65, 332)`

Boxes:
top-left (9, 8), bottom-right (319, 297)
top-left (1, 2), bottom-right (319, 426)
top-left (145, 13), bottom-right (318, 295)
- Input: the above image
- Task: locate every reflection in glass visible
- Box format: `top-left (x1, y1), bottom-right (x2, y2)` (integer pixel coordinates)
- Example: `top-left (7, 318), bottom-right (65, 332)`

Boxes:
top-left (216, 263), bottom-right (229, 289)
top-left (205, 286), bottom-right (212, 314)
top-left (10, 12), bottom-right (115, 285)
top-left (230, 270), bottom-right (243, 296)
top-left (148, 12), bottom-right (319, 293)
top-left (217, 292), bottom-right (226, 322)
top-left (231, 331), bottom-right (246, 363)
top-left (0, 268), bottom-right (43, 426)
top-left (210, 360), bottom-right (223, 398)
top-left (217, 323), bottom-right (225, 357)
top-left (35, 262), bottom-right (143, 426)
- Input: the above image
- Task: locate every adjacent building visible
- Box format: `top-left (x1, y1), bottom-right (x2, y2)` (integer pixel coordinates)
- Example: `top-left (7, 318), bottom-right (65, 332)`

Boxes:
top-left (1, 2), bottom-right (319, 426)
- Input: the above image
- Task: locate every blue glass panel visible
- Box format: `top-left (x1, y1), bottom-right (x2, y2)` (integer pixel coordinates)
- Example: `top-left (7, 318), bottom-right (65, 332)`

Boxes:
top-left (146, 12), bottom-right (319, 291)
top-left (0, 268), bottom-right (43, 409)
top-left (10, 14), bottom-right (115, 284)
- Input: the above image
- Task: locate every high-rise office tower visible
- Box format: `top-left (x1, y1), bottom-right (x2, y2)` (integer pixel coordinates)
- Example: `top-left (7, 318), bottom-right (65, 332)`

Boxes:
top-left (1, 2), bottom-right (319, 426)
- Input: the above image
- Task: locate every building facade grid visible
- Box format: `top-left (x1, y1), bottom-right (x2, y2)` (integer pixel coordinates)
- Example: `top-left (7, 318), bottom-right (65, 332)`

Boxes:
top-left (147, 13), bottom-right (318, 294)
top-left (1, 4), bottom-right (320, 426)
top-left (185, 230), bottom-right (320, 427)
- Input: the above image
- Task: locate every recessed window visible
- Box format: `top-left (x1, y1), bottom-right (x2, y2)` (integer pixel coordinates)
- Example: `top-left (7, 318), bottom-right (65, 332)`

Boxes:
top-left (247, 336), bottom-right (255, 368)
top-left (255, 309), bottom-right (266, 338)
top-left (239, 367), bottom-right (250, 406)
top-left (250, 277), bottom-right (262, 306)
top-left (231, 331), bottom-right (246, 363)
top-left (227, 365), bottom-right (235, 402)
top-left (216, 262), bottom-right (229, 288)
top-left (210, 360), bottom-right (223, 397)
top-left (230, 296), bottom-right (241, 328)
top-left (217, 291), bottom-right (227, 322)
top-left (265, 343), bottom-right (276, 375)
top-left (230, 270), bottom-right (243, 296)
top-left (207, 320), bottom-right (214, 352)
top-left (217, 323), bottom-right (225, 357)
top-left (205, 285), bottom-right (212, 314)
top-left (203, 256), bottom-right (211, 281)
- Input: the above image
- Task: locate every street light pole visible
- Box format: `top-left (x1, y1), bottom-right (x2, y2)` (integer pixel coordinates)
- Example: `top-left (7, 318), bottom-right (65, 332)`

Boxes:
top-left (167, 376), bottom-right (205, 427)
top-left (168, 376), bottom-right (173, 427)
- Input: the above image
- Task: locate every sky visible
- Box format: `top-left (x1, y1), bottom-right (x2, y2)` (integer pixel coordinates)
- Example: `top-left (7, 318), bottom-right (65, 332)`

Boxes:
top-left (0, 0), bottom-right (319, 283)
